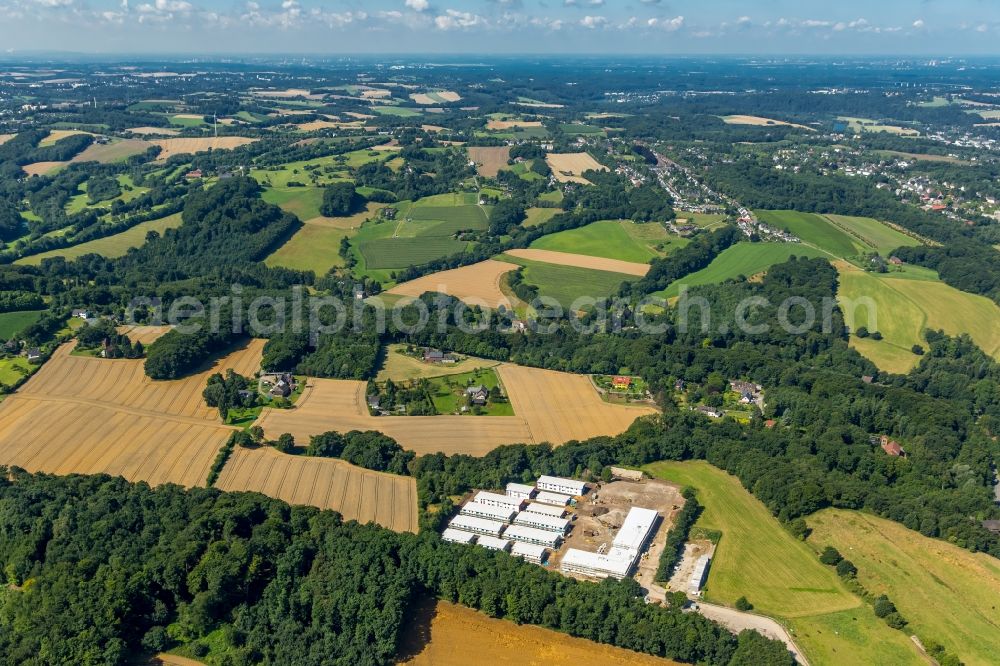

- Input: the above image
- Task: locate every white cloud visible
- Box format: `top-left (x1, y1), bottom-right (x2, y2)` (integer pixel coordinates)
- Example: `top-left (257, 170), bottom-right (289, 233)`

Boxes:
top-left (913, 19), bottom-right (925, 29)
top-left (404, 0), bottom-right (428, 11)
top-left (579, 14), bottom-right (606, 29)
top-left (647, 15), bottom-right (684, 31)
top-left (564, 0), bottom-right (604, 7)
top-left (434, 9), bottom-right (486, 30)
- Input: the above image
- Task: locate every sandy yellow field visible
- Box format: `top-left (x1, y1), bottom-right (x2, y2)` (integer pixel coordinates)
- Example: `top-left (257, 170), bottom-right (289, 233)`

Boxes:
top-left (22, 161), bottom-right (68, 176)
top-left (0, 134), bottom-right (14, 146)
top-left (485, 119), bottom-right (543, 130)
top-left (255, 363), bottom-right (656, 455)
top-left (127, 126), bottom-right (181, 136)
top-left (721, 115), bottom-right (815, 131)
top-left (0, 336), bottom-right (264, 488)
top-left (468, 146), bottom-right (510, 178)
top-left (215, 446), bottom-right (418, 533)
top-left (385, 259), bottom-right (518, 309)
top-left (505, 248), bottom-right (650, 276)
top-left (152, 137), bottom-right (257, 160)
top-left (376, 344), bottom-right (498, 382)
top-left (397, 600), bottom-right (680, 666)
top-left (808, 509), bottom-right (1000, 666)
top-left (546, 152), bottom-right (608, 184)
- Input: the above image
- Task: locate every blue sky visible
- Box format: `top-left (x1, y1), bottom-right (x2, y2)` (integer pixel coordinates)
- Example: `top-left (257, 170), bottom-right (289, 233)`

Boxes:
top-left (0, 0), bottom-right (999, 54)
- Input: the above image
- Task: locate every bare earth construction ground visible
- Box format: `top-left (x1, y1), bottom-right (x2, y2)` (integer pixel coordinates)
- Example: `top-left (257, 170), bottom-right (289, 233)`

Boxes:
top-left (255, 364), bottom-right (657, 455)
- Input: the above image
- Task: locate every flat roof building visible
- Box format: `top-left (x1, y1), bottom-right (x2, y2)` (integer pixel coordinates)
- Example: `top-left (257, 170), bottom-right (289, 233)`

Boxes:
top-left (502, 524), bottom-right (563, 548)
top-left (506, 482), bottom-right (536, 501)
top-left (477, 536), bottom-right (512, 552)
top-left (689, 555), bottom-right (711, 595)
top-left (560, 548), bottom-right (635, 580)
top-left (534, 491), bottom-right (573, 506)
top-left (511, 541), bottom-right (548, 565)
top-left (513, 512), bottom-right (570, 534)
top-left (448, 514), bottom-right (505, 537)
top-left (612, 507), bottom-right (659, 554)
top-left (523, 502), bottom-right (566, 518)
top-left (461, 502), bottom-right (516, 523)
top-left (474, 490), bottom-right (525, 511)
top-left (442, 528), bottom-right (476, 545)
top-left (537, 475), bottom-right (588, 496)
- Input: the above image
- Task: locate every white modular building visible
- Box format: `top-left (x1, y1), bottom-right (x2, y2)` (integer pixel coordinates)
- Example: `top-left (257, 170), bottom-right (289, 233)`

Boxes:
top-left (536, 475), bottom-right (588, 496)
top-left (474, 490), bottom-right (525, 511)
top-left (477, 535), bottom-right (512, 552)
top-left (502, 524), bottom-right (563, 548)
top-left (511, 541), bottom-right (549, 565)
top-left (523, 502), bottom-right (566, 518)
top-left (533, 491), bottom-right (573, 507)
top-left (611, 507), bottom-right (659, 554)
top-left (460, 502), bottom-right (516, 523)
top-left (448, 514), bottom-right (505, 537)
top-left (560, 548), bottom-right (635, 579)
top-left (506, 482), bottom-right (536, 501)
top-left (513, 511), bottom-right (570, 534)
top-left (442, 528), bottom-right (476, 545)
top-left (689, 555), bottom-right (711, 595)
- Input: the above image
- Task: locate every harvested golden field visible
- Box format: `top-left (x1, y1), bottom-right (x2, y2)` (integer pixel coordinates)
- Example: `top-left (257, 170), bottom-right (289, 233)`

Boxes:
top-left (0, 134), bottom-right (14, 146)
top-left (39, 129), bottom-right (92, 146)
top-left (215, 446), bottom-right (418, 533)
top-left (546, 152), bottom-right (608, 184)
top-left (295, 120), bottom-right (342, 131)
top-left (721, 115), bottom-right (815, 131)
top-left (808, 509), bottom-right (1000, 666)
top-left (420, 124), bottom-right (446, 133)
top-left (71, 139), bottom-right (151, 164)
top-left (410, 91), bottom-right (461, 105)
top-left (0, 338), bottom-right (264, 487)
top-left (152, 137), bottom-right (257, 161)
top-left (385, 259), bottom-right (517, 309)
top-left (398, 600), bottom-right (680, 666)
top-left (253, 88), bottom-right (324, 100)
top-left (255, 363), bottom-right (656, 455)
top-left (485, 119), bottom-right (543, 130)
top-left (127, 126), bottom-right (180, 136)
top-left (468, 146), bottom-right (510, 177)
top-left (505, 248), bottom-right (650, 276)
top-left (376, 344), bottom-right (498, 382)
top-left (361, 88), bottom-right (392, 99)
top-left (22, 161), bottom-right (68, 176)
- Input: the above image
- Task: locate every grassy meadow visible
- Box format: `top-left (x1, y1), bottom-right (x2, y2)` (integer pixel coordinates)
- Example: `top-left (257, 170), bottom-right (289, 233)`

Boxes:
top-left (644, 461), bottom-right (922, 666)
top-left (505, 255), bottom-right (636, 310)
top-left (0, 311), bottom-right (43, 340)
top-left (529, 219), bottom-right (668, 263)
top-left (16, 213), bottom-right (184, 265)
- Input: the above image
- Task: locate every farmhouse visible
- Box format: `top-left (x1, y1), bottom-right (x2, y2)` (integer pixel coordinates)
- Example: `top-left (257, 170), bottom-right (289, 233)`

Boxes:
top-left (611, 376), bottom-right (632, 390)
top-left (502, 524), bottom-right (563, 548)
top-left (879, 435), bottom-right (907, 457)
top-left (465, 385), bottom-right (489, 406)
top-left (442, 528), bottom-right (476, 545)
top-left (474, 490), bottom-right (525, 512)
top-left (26, 348), bottom-right (42, 363)
top-left (477, 535), bottom-right (512, 552)
top-left (513, 512), bottom-right (570, 534)
top-left (510, 541), bottom-right (549, 565)
top-left (695, 405), bottom-right (723, 419)
top-left (506, 482), bottom-right (536, 501)
top-left (523, 502), bottom-right (566, 518)
top-left (461, 502), bottom-right (516, 523)
top-left (534, 491), bottom-right (573, 507)
top-left (537, 475), bottom-right (588, 496)
top-left (448, 514), bottom-right (505, 537)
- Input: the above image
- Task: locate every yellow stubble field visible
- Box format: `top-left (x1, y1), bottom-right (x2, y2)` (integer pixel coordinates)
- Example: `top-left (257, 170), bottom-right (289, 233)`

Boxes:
top-left (384, 259), bottom-right (518, 309)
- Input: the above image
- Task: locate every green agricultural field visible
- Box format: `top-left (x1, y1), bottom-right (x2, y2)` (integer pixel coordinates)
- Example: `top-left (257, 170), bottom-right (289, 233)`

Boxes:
top-left (836, 261), bottom-right (1000, 373)
top-left (510, 256), bottom-right (636, 310)
top-left (16, 213), bottom-right (184, 265)
top-left (371, 106), bottom-right (422, 117)
top-left (252, 151), bottom-right (375, 188)
top-left (0, 356), bottom-right (34, 387)
top-left (0, 311), bottom-right (43, 339)
top-left (358, 237), bottom-right (468, 270)
top-left (537, 190), bottom-right (563, 204)
top-left (645, 461), bottom-right (923, 666)
top-left (530, 219), bottom-right (661, 263)
top-left (261, 186), bottom-right (326, 221)
top-left (820, 214), bottom-right (921, 254)
top-left (408, 205), bottom-right (488, 228)
top-left (264, 222), bottom-right (354, 276)
top-left (659, 242), bottom-right (825, 298)
top-left (676, 211), bottom-right (727, 230)
top-left (559, 123), bottom-right (604, 135)
top-left (755, 210), bottom-right (862, 258)
top-left (808, 509), bottom-right (1000, 666)
top-left (522, 207), bottom-right (561, 228)
top-left (168, 114), bottom-right (206, 127)
top-left (425, 367), bottom-right (514, 416)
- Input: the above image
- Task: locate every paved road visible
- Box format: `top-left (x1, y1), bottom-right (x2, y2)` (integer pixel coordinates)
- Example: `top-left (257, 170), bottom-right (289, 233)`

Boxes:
top-left (695, 602), bottom-right (810, 666)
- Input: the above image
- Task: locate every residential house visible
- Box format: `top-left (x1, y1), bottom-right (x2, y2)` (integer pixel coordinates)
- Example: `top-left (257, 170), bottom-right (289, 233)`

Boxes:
top-left (879, 435), bottom-right (906, 457)
top-left (423, 349), bottom-right (445, 363)
top-left (695, 405), bottom-right (723, 419)
top-left (611, 376), bottom-right (632, 391)
top-left (466, 385), bottom-right (489, 406)
top-left (26, 348), bottom-right (42, 363)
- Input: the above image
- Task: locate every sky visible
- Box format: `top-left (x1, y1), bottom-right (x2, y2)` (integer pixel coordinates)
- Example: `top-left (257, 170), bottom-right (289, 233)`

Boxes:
top-left (1, 0), bottom-right (999, 55)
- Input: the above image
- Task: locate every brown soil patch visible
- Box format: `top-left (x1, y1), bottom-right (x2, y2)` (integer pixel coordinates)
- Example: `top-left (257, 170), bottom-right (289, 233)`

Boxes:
top-left (485, 119), bottom-right (543, 130)
top-left (721, 115), bottom-right (815, 131)
top-left (215, 446), bottom-right (418, 533)
top-left (385, 260), bottom-right (517, 309)
top-left (0, 134), bottom-right (14, 146)
top-left (255, 362), bottom-right (656, 455)
top-left (0, 339), bottom-right (263, 488)
top-left (506, 248), bottom-right (650, 276)
top-left (546, 152), bottom-right (608, 184)
top-left (468, 146), bottom-right (510, 178)
top-left (22, 161), bottom-right (68, 176)
top-left (152, 137), bottom-right (257, 161)
top-left (397, 599), bottom-right (680, 666)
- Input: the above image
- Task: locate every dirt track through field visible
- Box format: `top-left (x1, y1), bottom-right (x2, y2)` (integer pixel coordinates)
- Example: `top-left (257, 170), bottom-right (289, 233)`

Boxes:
top-left (215, 446), bottom-right (418, 533)
top-left (505, 248), bottom-right (650, 276)
top-left (385, 259), bottom-right (517, 309)
top-left (255, 364), bottom-right (657, 456)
